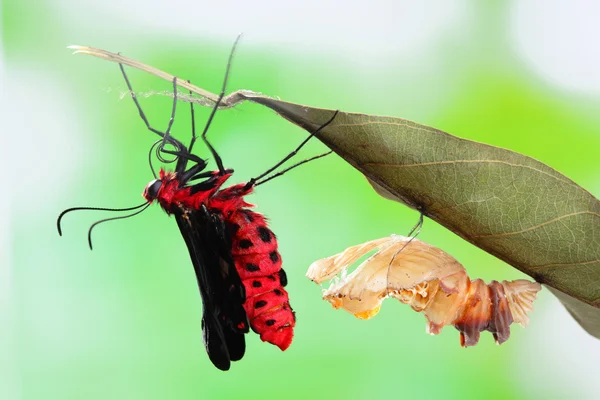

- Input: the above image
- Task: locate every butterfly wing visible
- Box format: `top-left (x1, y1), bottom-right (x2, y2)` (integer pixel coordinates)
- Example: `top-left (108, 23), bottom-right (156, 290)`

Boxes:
top-left (174, 205), bottom-right (248, 371)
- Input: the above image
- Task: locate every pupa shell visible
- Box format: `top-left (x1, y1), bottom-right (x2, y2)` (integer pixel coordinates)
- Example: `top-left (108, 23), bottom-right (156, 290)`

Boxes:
top-left (307, 235), bottom-right (541, 346)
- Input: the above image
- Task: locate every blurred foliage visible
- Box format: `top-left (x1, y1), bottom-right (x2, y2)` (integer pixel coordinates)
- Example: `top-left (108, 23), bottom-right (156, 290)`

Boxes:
top-left (5, 1), bottom-right (600, 399)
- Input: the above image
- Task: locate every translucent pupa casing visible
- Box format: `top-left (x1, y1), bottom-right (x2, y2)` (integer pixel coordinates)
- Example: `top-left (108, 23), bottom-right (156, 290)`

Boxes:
top-left (307, 235), bottom-right (541, 346)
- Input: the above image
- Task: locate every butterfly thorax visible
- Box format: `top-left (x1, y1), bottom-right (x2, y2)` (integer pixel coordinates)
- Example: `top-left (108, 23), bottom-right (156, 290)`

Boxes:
top-left (143, 169), bottom-right (236, 214)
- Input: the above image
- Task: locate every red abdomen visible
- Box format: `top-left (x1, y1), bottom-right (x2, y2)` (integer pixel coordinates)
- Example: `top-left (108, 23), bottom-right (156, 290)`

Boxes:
top-left (226, 209), bottom-right (295, 350)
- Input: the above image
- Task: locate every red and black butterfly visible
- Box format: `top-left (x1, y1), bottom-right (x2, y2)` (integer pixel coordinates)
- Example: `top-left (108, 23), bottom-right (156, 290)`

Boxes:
top-left (58, 38), bottom-right (338, 370)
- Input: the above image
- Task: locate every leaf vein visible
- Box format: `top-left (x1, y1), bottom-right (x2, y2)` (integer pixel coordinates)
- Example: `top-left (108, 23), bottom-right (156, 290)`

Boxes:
top-left (530, 259), bottom-right (600, 270)
top-left (364, 160), bottom-right (573, 185)
top-left (471, 211), bottom-right (600, 239)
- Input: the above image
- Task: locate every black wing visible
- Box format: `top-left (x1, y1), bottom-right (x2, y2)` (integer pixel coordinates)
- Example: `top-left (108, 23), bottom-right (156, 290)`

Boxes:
top-left (174, 204), bottom-right (248, 371)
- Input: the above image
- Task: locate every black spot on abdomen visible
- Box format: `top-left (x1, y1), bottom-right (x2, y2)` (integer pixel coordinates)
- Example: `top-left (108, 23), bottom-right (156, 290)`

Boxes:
top-left (255, 300), bottom-right (267, 309)
top-left (258, 227), bottom-right (271, 243)
top-left (266, 319), bottom-right (276, 326)
top-left (278, 270), bottom-right (287, 287)
top-left (245, 263), bottom-right (260, 272)
top-left (239, 239), bottom-right (253, 249)
top-left (269, 251), bottom-right (279, 263)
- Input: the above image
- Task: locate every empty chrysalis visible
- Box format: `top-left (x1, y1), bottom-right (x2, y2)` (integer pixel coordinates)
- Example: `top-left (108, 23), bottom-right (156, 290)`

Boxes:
top-left (307, 235), bottom-right (541, 346)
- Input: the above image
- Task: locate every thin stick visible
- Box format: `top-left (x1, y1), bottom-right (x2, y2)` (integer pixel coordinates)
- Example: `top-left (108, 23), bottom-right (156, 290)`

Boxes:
top-left (68, 45), bottom-right (253, 108)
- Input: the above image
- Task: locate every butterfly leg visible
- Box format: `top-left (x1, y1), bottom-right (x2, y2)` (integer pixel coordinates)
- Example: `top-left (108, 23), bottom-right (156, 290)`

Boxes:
top-left (118, 64), bottom-right (185, 152)
top-left (252, 151), bottom-right (332, 187)
top-left (244, 110), bottom-right (339, 189)
top-left (191, 35), bottom-right (242, 176)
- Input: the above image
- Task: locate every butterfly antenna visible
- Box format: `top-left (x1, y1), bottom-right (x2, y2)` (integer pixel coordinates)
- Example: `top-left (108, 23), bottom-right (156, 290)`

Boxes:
top-left (87, 203), bottom-right (151, 250)
top-left (57, 202), bottom-right (148, 236)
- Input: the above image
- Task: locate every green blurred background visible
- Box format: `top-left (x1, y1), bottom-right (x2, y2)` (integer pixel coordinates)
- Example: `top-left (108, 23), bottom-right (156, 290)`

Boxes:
top-left (3, 1), bottom-right (600, 399)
